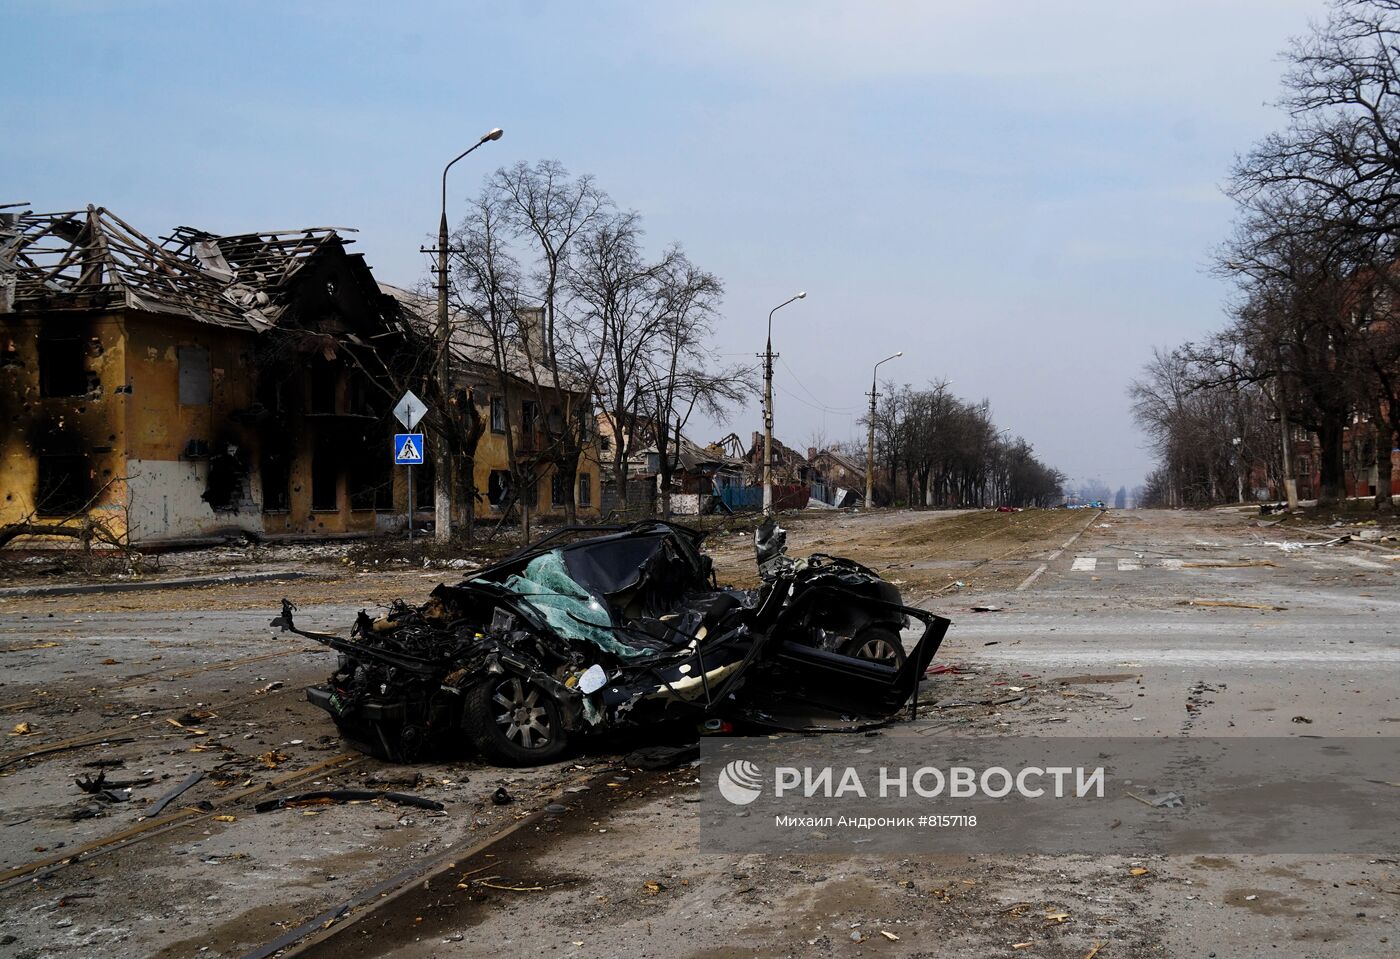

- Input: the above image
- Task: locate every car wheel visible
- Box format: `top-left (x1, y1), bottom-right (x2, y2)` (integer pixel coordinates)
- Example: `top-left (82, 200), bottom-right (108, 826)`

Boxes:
top-left (841, 626), bottom-right (907, 668)
top-left (463, 677), bottom-right (569, 766)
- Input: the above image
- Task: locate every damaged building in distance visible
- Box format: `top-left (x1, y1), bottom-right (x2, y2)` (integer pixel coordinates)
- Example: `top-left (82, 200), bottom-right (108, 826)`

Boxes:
top-left (380, 285), bottom-right (601, 524)
top-left (0, 205), bottom-right (418, 544)
top-left (0, 204), bottom-right (600, 547)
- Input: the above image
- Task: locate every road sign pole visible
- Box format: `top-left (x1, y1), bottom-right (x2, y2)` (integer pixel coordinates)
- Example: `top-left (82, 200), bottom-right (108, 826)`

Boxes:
top-left (393, 392), bottom-right (428, 544)
top-left (394, 429), bottom-right (427, 540)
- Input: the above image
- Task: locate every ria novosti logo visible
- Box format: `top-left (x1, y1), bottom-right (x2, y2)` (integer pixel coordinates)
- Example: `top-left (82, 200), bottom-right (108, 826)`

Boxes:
top-left (717, 759), bottom-right (763, 805)
top-left (715, 760), bottom-right (1107, 806)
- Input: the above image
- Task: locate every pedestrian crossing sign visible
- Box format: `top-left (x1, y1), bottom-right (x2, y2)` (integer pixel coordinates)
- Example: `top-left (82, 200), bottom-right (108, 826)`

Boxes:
top-left (393, 433), bottom-right (425, 465)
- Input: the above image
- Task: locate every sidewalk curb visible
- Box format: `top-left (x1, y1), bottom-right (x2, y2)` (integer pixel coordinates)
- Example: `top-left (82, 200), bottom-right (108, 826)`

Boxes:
top-left (0, 570), bottom-right (326, 599)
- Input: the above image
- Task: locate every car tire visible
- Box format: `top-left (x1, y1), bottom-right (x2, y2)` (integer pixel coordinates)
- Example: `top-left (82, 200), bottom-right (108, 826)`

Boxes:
top-left (463, 676), bottom-right (570, 766)
top-left (840, 625), bottom-right (907, 668)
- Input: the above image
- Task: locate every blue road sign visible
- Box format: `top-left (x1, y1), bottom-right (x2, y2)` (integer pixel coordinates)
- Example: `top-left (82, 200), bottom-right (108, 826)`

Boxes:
top-left (393, 433), bottom-right (425, 465)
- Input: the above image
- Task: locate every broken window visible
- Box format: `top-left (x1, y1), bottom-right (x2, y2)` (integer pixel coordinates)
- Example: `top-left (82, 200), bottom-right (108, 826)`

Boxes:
top-left (311, 435), bottom-right (340, 511)
top-left (39, 331), bottom-right (95, 397)
top-left (256, 371), bottom-right (286, 415)
top-left (202, 443), bottom-right (246, 512)
top-left (177, 346), bottom-right (211, 405)
top-left (1, 337), bottom-right (21, 369)
top-left (488, 469), bottom-right (511, 507)
top-left (522, 400), bottom-right (539, 432)
top-left (490, 397), bottom-right (506, 433)
top-left (310, 362), bottom-right (338, 414)
top-left (348, 439), bottom-right (393, 511)
top-left (36, 453), bottom-right (93, 516)
top-left (261, 446), bottom-right (291, 512)
top-left (579, 473), bottom-right (592, 508)
top-left (346, 373), bottom-right (375, 417)
top-left (551, 471), bottom-right (568, 508)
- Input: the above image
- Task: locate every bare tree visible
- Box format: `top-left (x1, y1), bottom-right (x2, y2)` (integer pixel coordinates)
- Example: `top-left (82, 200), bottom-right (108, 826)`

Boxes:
top-left (570, 214), bottom-right (676, 501)
top-left (638, 252), bottom-right (753, 517)
top-left (492, 161), bottom-right (611, 523)
top-left (450, 192), bottom-right (528, 540)
top-left (1212, 0), bottom-right (1400, 507)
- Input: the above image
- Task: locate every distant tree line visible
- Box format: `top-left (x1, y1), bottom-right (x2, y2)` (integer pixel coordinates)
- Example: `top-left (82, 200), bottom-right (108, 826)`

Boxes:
top-left (1133, 0), bottom-right (1400, 510)
top-left (870, 382), bottom-right (1064, 508)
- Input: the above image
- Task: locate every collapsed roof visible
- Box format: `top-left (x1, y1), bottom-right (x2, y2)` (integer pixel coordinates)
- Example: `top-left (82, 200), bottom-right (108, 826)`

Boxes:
top-left (0, 204), bottom-right (360, 333)
top-left (380, 281), bottom-right (592, 394)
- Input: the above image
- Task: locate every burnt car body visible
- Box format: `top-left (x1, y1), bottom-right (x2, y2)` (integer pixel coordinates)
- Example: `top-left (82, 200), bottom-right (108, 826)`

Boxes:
top-left (276, 519), bottom-right (949, 765)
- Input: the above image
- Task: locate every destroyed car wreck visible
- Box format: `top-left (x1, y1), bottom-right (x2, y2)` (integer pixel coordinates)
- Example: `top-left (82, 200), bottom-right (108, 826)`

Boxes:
top-left (276, 520), bottom-right (949, 765)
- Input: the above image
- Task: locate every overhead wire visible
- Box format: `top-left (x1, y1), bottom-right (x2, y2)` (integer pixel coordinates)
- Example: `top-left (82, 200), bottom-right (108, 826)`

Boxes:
top-left (773, 358), bottom-right (861, 414)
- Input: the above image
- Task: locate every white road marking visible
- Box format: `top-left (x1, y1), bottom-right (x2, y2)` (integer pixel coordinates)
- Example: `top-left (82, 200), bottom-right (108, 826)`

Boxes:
top-left (1117, 558), bottom-right (1142, 571)
top-left (1161, 559), bottom-right (1184, 570)
top-left (973, 647), bottom-right (1400, 667)
top-left (1071, 556), bottom-right (1097, 572)
top-left (1015, 563), bottom-right (1049, 591)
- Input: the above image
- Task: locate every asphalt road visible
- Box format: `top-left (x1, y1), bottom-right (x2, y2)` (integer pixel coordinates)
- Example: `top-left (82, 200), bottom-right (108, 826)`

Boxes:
top-left (0, 508), bottom-right (1395, 958)
top-left (942, 508), bottom-right (1400, 738)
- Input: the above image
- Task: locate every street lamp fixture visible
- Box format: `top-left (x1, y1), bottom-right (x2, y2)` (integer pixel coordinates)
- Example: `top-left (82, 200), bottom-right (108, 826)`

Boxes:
top-left (762, 292), bottom-right (807, 515)
top-left (433, 127), bottom-right (503, 543)
top-left (865, 351), bottom-right (904, 509)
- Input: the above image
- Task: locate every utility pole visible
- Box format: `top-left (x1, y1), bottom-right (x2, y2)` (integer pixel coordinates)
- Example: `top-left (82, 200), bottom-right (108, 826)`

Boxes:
top-left (429, 127), bottom-right (502, 544)
top-left (865, 352), bottom-right (903, 509)
top-left (762, 292), bottom-right (806, 514)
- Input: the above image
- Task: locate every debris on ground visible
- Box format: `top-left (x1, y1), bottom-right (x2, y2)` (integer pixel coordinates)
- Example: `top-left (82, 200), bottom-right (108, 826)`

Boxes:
top-left (1264, 535), bottom-right (1351, 551)
top-left (74, 770), bottom-right (152, 803)
top-left (363, 770), bottom-right (427, 789)
top-left (144, 771), bottom-right (204, 818)
top-left (1184, 599), bottom-right (1286, 611)
top-left (623, 744), bottom-right (701, 770)
top-left (1128, 790), bottom-right (1185, 809)
top-left (254, 790), bottom-right (445, 813)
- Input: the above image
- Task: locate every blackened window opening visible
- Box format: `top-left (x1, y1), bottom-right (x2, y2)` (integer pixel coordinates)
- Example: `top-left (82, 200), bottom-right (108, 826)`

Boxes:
top-left (38, 333), bottom-right (91, 397)
top-left (311, 436), bottom-right (340, 511)
top-left (36, 454), bottom-right (93, 516)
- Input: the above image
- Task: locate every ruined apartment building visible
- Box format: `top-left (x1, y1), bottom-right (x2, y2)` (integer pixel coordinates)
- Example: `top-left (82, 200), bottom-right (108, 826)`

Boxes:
top-left (0, 205), bottom-right (417, 545)
top-left (380, 284), bottom-right (602, 522)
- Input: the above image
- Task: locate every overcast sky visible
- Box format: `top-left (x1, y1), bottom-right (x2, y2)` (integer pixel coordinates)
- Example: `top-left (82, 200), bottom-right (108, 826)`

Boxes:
top-left (7, 1), bottom-right (1327, 491)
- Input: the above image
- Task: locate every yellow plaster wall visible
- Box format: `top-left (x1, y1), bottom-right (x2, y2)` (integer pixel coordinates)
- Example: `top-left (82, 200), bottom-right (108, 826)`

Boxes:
top-left (0, 311), bottom-right (130, 540)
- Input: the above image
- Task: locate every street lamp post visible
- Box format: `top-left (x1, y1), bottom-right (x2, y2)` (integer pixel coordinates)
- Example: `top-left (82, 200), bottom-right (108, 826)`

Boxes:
top-left (865, 352), bottom-right (903, 509)
top-left (762, 292), bottom-right (806, 515)
top-left (432, 127), bottom-right (503, 543)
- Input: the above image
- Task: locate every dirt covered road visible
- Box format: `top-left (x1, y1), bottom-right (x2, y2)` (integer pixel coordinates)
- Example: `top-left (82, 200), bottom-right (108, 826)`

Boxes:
top-left (0, 507), bottom-right (1396, 958)
top-left (706, 507), bottom-right (1095, 595)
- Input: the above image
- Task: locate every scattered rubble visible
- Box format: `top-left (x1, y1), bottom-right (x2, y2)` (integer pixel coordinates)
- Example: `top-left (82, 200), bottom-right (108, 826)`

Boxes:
top-left (254, 790), bottom-right (445, 813)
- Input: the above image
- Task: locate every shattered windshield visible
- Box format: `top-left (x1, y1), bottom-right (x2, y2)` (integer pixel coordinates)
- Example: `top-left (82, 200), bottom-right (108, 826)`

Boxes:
top-left (558, 533), bottom-right (676, 596)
